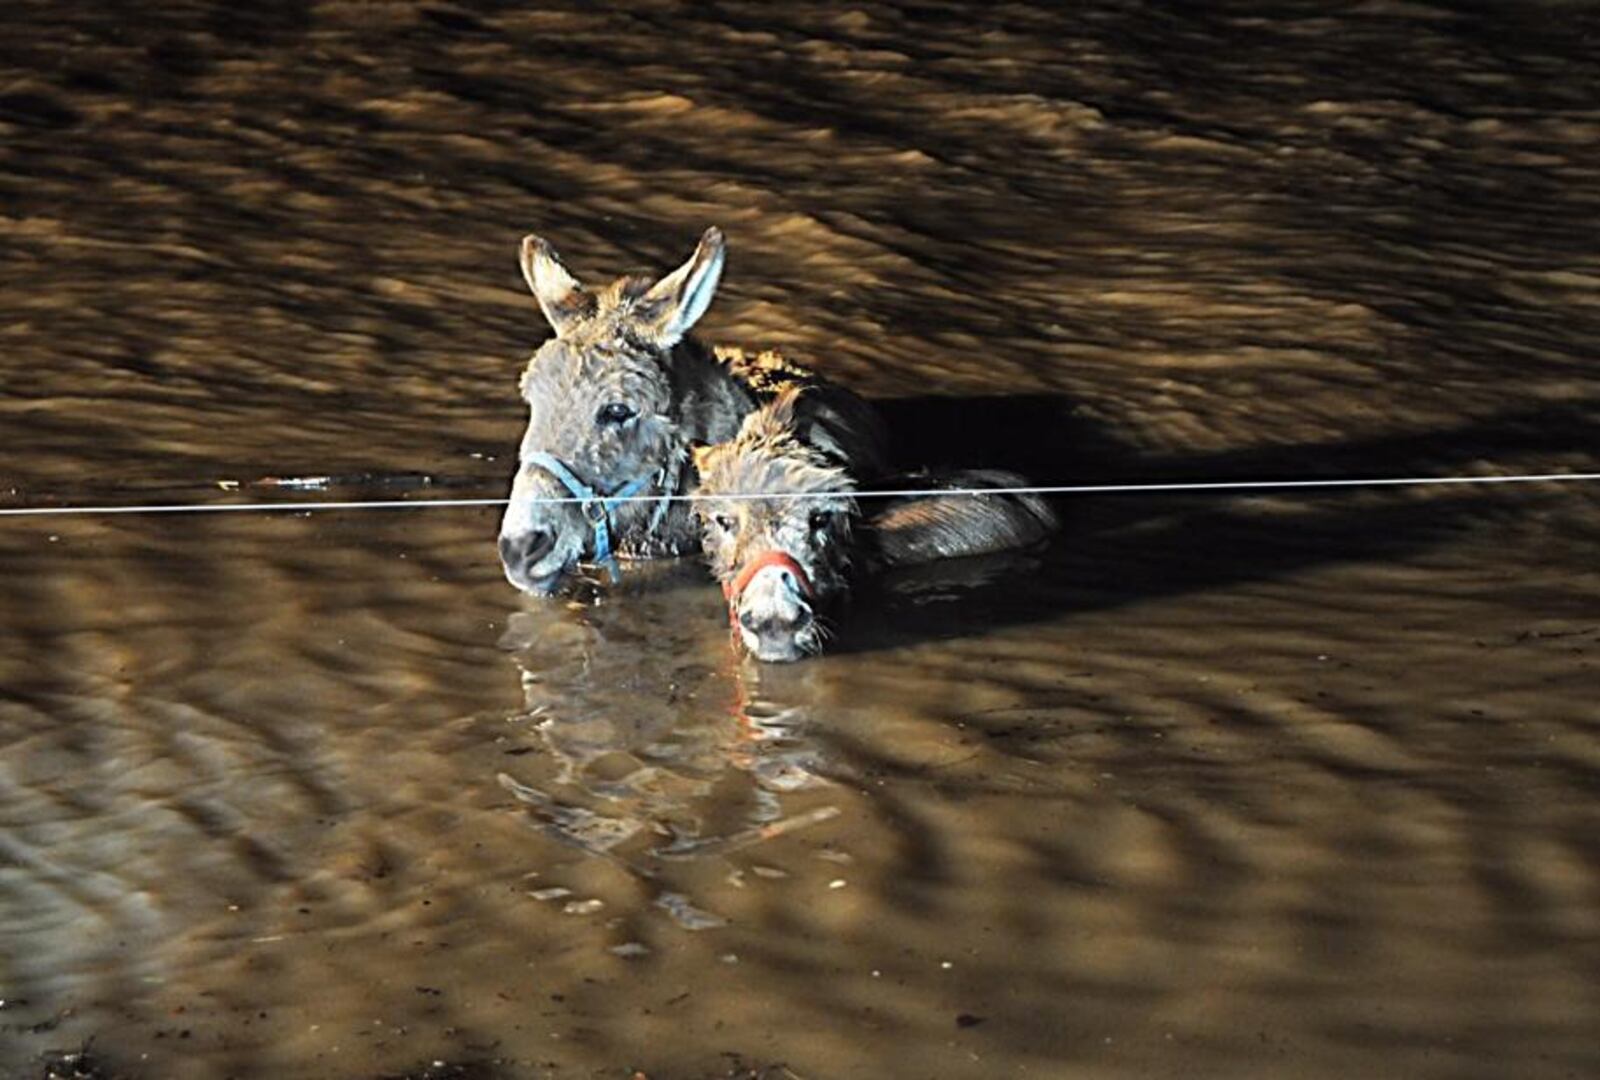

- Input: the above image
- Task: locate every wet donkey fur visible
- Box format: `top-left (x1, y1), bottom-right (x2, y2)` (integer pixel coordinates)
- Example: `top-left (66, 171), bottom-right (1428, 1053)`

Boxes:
top-left (499, 227), bottom-right (885, 594)
top-left (693, 390), bottom-right (1060, 662)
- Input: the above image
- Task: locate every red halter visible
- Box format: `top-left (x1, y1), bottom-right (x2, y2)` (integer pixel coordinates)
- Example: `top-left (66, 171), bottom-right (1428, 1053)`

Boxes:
top-left (723, 549), bottom-right (815, 623)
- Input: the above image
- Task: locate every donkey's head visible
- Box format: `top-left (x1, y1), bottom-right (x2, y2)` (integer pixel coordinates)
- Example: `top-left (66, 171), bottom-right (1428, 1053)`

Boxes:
top-left (693, 391), bottom-right (858, 662)
top-left (500, 228), bottom-right (726, 594)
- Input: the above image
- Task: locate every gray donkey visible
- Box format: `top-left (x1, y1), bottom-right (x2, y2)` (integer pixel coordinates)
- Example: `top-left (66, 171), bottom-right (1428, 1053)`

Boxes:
top-left (499, 227), bottom-right (885, 594)
top-left (693, 390), bottom-right (1059, 662)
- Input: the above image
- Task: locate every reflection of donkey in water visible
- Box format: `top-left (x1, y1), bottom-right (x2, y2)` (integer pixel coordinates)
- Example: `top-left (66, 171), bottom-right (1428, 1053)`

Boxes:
top-left (693, 390), bottom-right (1059, 662)
top-left (495, 595), bottom-right (841, 926)
top-left (498, 227), bottom-right (885, 594)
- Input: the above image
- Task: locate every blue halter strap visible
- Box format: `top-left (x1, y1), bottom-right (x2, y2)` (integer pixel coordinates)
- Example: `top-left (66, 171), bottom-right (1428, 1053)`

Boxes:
top-left (523, 451), bottom-right (671, 578)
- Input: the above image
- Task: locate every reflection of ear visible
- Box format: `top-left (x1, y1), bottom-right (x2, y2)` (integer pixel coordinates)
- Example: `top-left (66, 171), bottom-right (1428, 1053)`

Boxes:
top-left (519, 235), bottom-right (596, 337)
top-left (637, 227), bottom-right (726, 347)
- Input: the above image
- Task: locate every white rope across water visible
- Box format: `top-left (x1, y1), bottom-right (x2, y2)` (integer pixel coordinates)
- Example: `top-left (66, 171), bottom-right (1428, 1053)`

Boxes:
top-left (1, 471), bottom-right (1599, 518)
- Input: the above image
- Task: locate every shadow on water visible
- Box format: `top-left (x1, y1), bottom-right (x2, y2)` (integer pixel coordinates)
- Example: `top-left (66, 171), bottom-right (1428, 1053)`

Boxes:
top-left (830, 393), bottom-right (1600, 656)
top-left (876, 392), bottom-right (1600, 482)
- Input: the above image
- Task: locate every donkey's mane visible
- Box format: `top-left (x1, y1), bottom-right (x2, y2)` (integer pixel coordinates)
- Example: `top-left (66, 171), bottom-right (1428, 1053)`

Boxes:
top-left (695, 390), bottom-right (856, 499)
top-left (713, 346), bottom-right (825, 397)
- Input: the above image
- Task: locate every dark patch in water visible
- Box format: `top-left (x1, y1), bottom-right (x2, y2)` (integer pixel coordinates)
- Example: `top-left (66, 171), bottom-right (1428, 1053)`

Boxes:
top-left (144, 37), bottom-right (211, 82)
top-left (0, 92), bottom-right (80, 131)
top-left (60, 69), bottom-right (123, 95)
top-left (204, 3), bottom-right (314, 48)
top-left (421, 7), bottom-right (496, 37)
top-left (880, 393), bottom-right (1600, 484)
top-left (34, 1048), bottom-right (126, 1080)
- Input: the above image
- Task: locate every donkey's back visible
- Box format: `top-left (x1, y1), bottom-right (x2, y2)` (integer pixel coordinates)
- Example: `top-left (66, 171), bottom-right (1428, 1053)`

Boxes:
top-left (867, 469), bottom-right (1057, 568)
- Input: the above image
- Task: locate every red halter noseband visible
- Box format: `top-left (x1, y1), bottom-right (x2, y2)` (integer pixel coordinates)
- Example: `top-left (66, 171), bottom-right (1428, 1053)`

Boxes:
top-left (723, 549), bottom-right (815, 623)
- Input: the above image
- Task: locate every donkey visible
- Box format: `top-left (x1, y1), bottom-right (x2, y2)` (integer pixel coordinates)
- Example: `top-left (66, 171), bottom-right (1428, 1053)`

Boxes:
top-left (498, 227), bottom-right (886, 594)
top-left (693, 390), bottom-right (1059, 662)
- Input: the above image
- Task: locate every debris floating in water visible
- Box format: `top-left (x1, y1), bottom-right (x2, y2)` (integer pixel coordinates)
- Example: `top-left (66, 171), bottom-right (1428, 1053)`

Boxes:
top-left (211, 471), bottom-right (456, 496)
top-left (498, 771), bottom-right (645, 852)
top-left (654, 891), bottom-right (727, 931)
top-left (250, 472), bottom-right (447, 491)
top-left (255, 475), bottom-right (333, 490)
top-left (651, 805), bottom-right (841, 859)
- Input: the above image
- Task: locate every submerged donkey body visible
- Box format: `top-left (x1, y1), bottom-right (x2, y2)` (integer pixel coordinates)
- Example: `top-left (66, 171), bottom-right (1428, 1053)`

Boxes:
top-left (694, 391), bottom-right (1059, 662)
top-left (499, 228), bottom-right (885, 594)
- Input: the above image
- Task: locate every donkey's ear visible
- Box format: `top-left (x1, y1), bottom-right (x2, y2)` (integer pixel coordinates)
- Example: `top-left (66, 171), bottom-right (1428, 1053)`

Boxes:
top-left (520, 235), bottom-right (594, 337)
top-left (637, 227), bottom-right (726, 347)
top-left (766, 386), bottom-right (804, 429)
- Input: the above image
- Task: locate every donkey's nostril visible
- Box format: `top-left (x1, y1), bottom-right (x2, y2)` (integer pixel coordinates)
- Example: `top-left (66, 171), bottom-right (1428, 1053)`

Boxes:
top-left (738, 605), bottom-right (812, 637)
top-left (523, 528), bottom-right (556, 564)
top-left (499, 529), bottom-right (557, 570)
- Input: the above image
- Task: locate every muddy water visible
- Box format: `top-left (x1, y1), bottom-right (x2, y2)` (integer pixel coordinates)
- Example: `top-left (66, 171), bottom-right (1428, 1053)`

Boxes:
top-left (3, 2), bottom-right (1600, 1077)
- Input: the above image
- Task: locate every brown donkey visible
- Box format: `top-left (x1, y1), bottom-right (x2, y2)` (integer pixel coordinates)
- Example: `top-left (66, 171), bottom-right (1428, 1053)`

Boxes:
top-left (693, 390), bottom-right (1059, 662)
top-left (499, 228), bottom-right (885, 594)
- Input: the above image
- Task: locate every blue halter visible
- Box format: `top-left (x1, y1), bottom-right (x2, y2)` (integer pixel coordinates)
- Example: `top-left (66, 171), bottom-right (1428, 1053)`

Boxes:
top-left (523, 451), bottom-right (671, 578)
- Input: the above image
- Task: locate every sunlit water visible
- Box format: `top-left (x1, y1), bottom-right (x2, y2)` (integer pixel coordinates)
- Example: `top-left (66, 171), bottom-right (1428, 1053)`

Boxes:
top-left (3, 2), bottom-right (1599, 1078)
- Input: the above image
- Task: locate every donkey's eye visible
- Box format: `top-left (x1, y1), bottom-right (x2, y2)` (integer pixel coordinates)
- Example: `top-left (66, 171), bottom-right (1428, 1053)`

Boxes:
top-left (809, 509), bottom-right (836, 532)
top-left (596, 402), bottom-right (637, 425)
top-left (713, 514), bottom-right (738, 533)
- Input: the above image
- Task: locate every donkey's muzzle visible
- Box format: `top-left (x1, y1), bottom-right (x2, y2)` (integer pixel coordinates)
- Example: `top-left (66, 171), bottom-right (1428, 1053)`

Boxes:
top-left (728, 555), bottom-right (819, 662)
top-left (499, 529), bottom-right (563, 594)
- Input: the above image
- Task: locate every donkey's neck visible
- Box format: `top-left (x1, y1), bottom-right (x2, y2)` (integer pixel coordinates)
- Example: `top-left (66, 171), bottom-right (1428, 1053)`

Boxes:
top-left (604, 338), bottom-right (757, 560)
top-left (665, 338), bottom-right (759, 447)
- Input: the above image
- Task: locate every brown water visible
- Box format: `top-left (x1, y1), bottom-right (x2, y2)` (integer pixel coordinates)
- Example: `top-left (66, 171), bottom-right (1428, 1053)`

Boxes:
top-left (3, 2), bottom-right (1600, 1078)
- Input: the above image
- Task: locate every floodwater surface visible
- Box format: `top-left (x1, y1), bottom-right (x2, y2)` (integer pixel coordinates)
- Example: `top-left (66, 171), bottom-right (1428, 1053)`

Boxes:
top-left (3, 2), bottom-right (1599, 1078)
